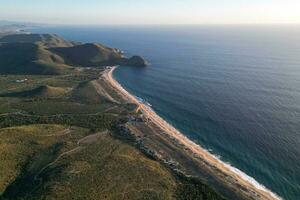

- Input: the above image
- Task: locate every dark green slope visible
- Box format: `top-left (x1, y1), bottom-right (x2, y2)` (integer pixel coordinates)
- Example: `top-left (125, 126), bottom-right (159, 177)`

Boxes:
top-left (0, 43), bottom-right (71, 75)
top-left (0, 33), bottom-right (78, 47)
top-left (0, 85), bottom-right (68, 98)
top-left (71, 80), bottom-right (118, 104)
top-left (0, 34), bottom-right (147, 75)
top-left (50, 43), bottom-right (123, 67)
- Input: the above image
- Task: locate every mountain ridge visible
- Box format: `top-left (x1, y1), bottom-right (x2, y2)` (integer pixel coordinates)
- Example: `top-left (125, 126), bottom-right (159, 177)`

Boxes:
top-left (0, 33), bottom-right (148, 75)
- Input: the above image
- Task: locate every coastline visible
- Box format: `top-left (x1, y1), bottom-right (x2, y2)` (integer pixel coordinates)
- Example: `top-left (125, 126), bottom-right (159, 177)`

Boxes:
top-left (103, 66), bottom-right (281, 200)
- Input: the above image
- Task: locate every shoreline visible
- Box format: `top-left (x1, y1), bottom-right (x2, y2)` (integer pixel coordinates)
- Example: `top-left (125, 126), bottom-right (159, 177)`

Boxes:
top-left (103, 66), bottom-right (281, 200)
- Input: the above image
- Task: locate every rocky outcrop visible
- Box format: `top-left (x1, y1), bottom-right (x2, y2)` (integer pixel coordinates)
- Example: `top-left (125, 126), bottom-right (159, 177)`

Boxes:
top-left (118, 56), bottom-right (148, 67)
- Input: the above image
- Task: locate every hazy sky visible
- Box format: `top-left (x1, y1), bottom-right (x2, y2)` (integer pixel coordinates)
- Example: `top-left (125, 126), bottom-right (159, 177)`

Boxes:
top-left (1, 0), bottom-right (300, 25)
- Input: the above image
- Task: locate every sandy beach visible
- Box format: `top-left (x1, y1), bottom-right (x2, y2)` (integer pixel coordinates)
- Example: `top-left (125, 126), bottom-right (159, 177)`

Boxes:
top-left (103, 66), bottom-right (281, 200)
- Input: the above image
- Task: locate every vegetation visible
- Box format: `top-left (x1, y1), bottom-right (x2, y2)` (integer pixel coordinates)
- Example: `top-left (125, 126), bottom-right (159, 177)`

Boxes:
top-left (0, 72), bottom-right (225, 200)
top-left (0, 33), bottom-right (225, 199)
top-left (51, 43), bottom-right (123, 67)
top-left (72, 79), bottom-right (119, 104)
top-left (0, 34), bottom-right (147, 75)
top-left (0, 125), bottom-right (178, 200)
top-left (176, 177), bottom-right (226, 200)
top-left (0, 124), bottom-right (86, 196)
top-left (0, 123), bottom-right (224, 200)
top-left (0, 85), bottom-right (68, 98)
top-left (0, 33), bottom-right (76, 47)
top-left (0, 113), bottom-right (115, 131)
top-left (0, 42), bottom-right (72, 75)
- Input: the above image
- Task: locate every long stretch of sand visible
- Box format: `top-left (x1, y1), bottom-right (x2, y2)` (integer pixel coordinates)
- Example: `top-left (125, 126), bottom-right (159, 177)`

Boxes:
top-left (104, 66), bottom-right (281, 200)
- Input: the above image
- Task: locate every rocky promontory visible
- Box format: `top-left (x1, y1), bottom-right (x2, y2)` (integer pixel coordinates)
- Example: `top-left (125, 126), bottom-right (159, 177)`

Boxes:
top-left (118, 55), bottom-right (148, 67)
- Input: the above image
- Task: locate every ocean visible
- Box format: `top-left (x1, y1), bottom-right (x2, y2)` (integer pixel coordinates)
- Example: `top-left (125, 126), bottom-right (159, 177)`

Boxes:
top-left (31, 25), bottom-right (300, 200)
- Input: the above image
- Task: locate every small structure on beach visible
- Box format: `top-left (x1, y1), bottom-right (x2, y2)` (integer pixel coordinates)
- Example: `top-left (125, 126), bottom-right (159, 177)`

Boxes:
top-left (16, 78), bottom-right (28, 83)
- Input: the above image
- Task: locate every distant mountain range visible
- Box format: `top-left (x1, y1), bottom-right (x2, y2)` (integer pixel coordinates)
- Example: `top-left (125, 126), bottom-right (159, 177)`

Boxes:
top-left (0, 20), bottom-right (41, 26)
top-left (0, 33), bottom-right (148, 75)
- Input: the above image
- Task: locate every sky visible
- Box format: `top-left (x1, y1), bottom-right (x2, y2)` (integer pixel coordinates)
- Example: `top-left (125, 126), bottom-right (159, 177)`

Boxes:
top-left (1, 0), bottom-right (300, 25)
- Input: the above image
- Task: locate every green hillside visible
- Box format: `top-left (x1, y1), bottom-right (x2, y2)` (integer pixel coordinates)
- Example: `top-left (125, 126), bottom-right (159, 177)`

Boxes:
top-left (72, 80), bottom-right (119, 104)
top-left (0, 34), bottom-right (147, 75)
top-left (51, 43), bottom-right (123, 67)
top-left (0, 85), bottom-right (68, 98)
top-left (0, 42), bottom-right (71, 75)
top-left (0, 123), bottom-right (224, 200)
top-left (0, 33), bottom-right (225, 200)
top-left (0, 125), bottom-right (178, 200)
top-left (0, 33), bottom-right (78, 47)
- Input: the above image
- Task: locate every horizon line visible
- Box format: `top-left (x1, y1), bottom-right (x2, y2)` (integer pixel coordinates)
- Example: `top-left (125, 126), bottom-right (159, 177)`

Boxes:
top-left (1, 19), bottom-right (300, 27)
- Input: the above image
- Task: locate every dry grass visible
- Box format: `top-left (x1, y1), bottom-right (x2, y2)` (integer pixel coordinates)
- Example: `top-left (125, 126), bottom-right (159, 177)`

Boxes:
top-left (0, 125), bottom-right (179, 200)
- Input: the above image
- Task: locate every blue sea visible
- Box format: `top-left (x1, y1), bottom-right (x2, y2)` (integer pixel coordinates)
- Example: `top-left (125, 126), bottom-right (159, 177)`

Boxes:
top-left (31, 25), bottom-right (300, 200)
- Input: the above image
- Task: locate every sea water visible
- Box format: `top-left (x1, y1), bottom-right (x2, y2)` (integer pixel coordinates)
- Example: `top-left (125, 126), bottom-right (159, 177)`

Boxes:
top-left (31, 25), bottom-right (300, 199)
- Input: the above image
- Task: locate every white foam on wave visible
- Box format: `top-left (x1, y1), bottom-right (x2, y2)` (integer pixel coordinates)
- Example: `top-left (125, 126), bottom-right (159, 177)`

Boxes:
top-left (146, 103), bottom-right (282, 200)
top-left (149, 103), bottom-right (282, 199)
top-left (109, 67), bottom-right (282, 200)
top-left (134, 95), bottom-right (152, 107)
top-left (195, 147), bottom-right (282, 199)
top-left (210, 151), bottom-right (282, 200)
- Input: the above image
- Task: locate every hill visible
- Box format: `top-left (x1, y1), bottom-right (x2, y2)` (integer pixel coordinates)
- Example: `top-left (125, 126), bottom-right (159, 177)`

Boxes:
top-left (0, 67), bottom-right (225, 200)
top-left (0, 33), bottom-right (78, 47)
top-left (0, 85), bottom-right (68, 98)
top-left (50, 43), bottom-right (148, 67)
top-left (51, 43), bottom-right (123, 67)
top-left (0, 34), bottom-right (147, 75)
top-left (72, 80), bottom-right (118, 104)
top-left (0, 42), bottom-right (71, 75)
top-left (0, 125), bottom-right (178, 200)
